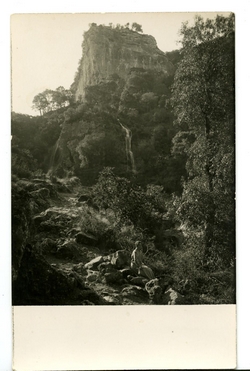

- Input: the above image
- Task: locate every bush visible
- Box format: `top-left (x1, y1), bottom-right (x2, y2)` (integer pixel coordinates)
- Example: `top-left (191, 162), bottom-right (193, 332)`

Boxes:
top-left (92, 167), bottom-right (166, 232)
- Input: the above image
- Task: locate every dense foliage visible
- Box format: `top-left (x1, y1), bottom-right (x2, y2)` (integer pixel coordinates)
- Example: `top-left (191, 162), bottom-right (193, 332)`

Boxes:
top-left (32, 86), bottom-right (73, 115)
top-left (168, 14), bottom-right (235, 301)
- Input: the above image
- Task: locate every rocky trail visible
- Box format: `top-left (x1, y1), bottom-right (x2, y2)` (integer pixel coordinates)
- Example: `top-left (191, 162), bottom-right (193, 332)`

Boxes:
top-left (12, 176), bottom-right (185, 305)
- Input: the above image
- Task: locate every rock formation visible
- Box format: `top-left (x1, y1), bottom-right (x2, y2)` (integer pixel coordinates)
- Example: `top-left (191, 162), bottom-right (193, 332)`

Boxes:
top-left (72, 24), bottom-right (174, 101)
top-left (46, 24), bottom-right (178, 186)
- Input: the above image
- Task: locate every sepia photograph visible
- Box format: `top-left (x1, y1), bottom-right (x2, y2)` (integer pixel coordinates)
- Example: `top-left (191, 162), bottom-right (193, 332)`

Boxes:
top-left (11, 12), bottom-right (235, 307)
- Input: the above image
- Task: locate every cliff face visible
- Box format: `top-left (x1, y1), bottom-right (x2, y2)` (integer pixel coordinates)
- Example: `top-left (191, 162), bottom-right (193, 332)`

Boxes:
top-left (46, 25), bottom-right (181, 190)
top-left (73, 24), bottom-right (174, 100)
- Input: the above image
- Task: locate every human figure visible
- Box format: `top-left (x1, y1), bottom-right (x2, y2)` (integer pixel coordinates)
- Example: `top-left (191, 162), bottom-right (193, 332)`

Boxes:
top-left (130, 241), bottom-right (154, 280)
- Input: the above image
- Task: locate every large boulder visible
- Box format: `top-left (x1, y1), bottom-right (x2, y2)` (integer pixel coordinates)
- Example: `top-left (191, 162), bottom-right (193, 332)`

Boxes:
top-left (84, 256), bottom-right (104, 270)
top-left (110, 249), bottom-right (130, 269)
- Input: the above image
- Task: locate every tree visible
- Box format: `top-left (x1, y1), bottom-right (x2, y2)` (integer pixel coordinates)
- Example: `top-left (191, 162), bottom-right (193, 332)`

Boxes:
top-left (92, 167), bottom-right (165, 230)
top-left (32, 87), bottom-right (73, 115)
top-left (171, 14), bottom-right (235, 267)
top-left (131, 22), bottom-right (143, 33)
top-left (52, 87), bottom-right (73, 108)
top-left (178, 13), bottom-right (235, 49)
top-left (32, 91), bottom-right (49, 115)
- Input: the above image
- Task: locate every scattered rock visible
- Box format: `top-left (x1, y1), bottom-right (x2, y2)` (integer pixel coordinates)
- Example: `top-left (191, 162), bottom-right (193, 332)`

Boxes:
top-left (86, 270), bottom-right (100, 283)
top-left (38, 220), bottom-right (65, 234)
top-left (73, 263), bottom-right (88, 275)
top-left (120, 268), bottom-right (134, 279)
top-left (103, 294), bottom-right (122, 305)
top-left (84, 256), bottom-right (104, 270)
top-left (104, 270), bottom-right (123, 285)
top-left (98, 262), bottom-right (114, 274)
top-left (162, 288), bottom-right (185, 305)
top-left (110, 249), bottom-right (130, 269)
top-left (121, 286), bottom-right (149, 304)
top-left (129, 276), bottom-right (148, 287)
top-left (12, 245), bottom-right (97, 305)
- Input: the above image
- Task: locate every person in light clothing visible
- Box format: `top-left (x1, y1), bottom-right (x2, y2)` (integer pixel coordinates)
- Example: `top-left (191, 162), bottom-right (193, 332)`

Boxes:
top-left (131, 241), bottom-right (154, 280)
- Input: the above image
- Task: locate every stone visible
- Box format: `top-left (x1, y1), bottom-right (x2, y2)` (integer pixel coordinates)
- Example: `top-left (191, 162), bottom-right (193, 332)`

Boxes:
top-left (38, 220), bottom-right (65, 234)
top-left (86, 271), bottom-right (100, 283)
top-left (84, 256), bottom-right (104, 270)
top-left (103, 294), bottom-right (122, 305)
top-left (129, 276), bottom-right (148, 287)
top-left (56, 240), bottom-right (79, 259)
top-left (121, 286), bottom-right (149, 304)
top-left (104, 270), bottom-right (123, 285)
top-left (120, 268), bottom-right (134, 279)
top-left (75, 232), bottom-right (98, 246)
top-left (145, 279), bottom-right (163, 304)
top-left (98, 262), bottom-right (114, 274)
top-left (162, 288), bottom-right (185, 305)
top-left (73, 263), bottom-right (87, 275)
top-left (110, 249), bottom-right (130, 269)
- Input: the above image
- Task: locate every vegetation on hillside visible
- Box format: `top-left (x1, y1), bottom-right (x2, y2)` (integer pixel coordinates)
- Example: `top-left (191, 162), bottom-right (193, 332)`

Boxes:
top-left (12, 14), bottom-right (235, 304)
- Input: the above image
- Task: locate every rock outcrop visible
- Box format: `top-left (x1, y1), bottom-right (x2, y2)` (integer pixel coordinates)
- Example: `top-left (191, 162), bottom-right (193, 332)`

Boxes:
top-left (72, 24), bottom-right (174, 101)
top-left (46, 24), bottom-right (179, 186)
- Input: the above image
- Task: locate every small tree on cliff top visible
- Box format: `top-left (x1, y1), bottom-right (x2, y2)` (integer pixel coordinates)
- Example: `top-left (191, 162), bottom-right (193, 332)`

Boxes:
top-left (132, 22), bottom-right (143, 33)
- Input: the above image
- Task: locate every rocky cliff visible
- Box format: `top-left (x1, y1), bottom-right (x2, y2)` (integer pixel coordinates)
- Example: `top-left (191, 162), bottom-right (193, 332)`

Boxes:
top-left (44, 24), bottom-right (184, 191)
top-left (72, 24), bottom-right (174, 101)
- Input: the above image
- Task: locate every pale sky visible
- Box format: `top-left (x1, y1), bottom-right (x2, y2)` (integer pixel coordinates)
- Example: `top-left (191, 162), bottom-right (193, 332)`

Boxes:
top-left (11, 12), bottom-right (228, 115)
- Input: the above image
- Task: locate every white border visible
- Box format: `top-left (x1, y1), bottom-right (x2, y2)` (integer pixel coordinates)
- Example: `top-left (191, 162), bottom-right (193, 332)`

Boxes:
top-left (1, 1), bottom-right (249, 370)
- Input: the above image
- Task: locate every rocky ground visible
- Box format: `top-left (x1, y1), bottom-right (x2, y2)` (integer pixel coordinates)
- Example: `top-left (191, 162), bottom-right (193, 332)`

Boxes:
top-left (12, 175), bottom-right (186, 306)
